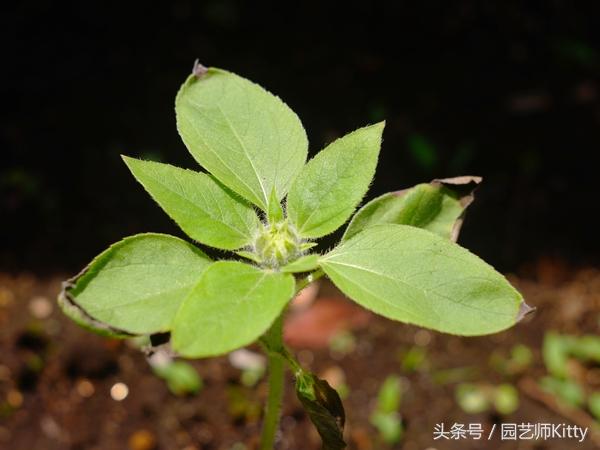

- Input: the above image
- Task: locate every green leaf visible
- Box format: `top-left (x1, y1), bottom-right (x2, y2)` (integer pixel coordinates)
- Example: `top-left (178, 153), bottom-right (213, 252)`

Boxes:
top-left (375, 376), bottom-right (402, 414)
top-left (370, 376), bottom-right (404, 443)
top-left (539, 376), bottom-right (585, 407)
top-left (281, 254), bottom-right (319, 273)
top-left (343, 176), bottom-right (481, 242)
top-left (58, 281), bottom-right (136, 339)
top-left (300, 242), bottom-right (318, 252)
top-left (63, 234), bottom-right (211, 334)
top-left (153, 361), bottom-right (203, 396)
top-left (320, 224), bottom-right (529, 335)
top-left (569, 335), bottom-right (600, 362)
top-left (123, 157), bottom-right (260, 250)
top-left (172, 261), bottom-right (295, 358)
top-left (175, 68), bottom-right (308, 210)
top-left (236, 250), bottom-right (262, 264)
top-left (370, 411), bottom-right (403, 444)
top-left (296, 370), bottom-right (346, 450)
top-left (287, 122), bottom-right (384, 238)
top-left (493, 383), bottom-right (519, 415)
top-left (455, 383), bottom-right (490, 414)
top-left (589, 392), bottom-right (600, 421)
top-left (267, 187), bottom-right (284, 223)
top-left (542, 332), bottom-right (570, 378)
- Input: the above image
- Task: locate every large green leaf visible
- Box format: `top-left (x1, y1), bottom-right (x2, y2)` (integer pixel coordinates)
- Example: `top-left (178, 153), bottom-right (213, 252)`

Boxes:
top-left (281, 254), bottom-right (319, 273)
top-left (343, 176), bottom-right (481, 242)
top-left (123, 156), bottom-right (260, 250)
top-left (321, 224), bottom-right (529, 335)
top-left (172, 261), bottom-right (295, 358)
top-left (64, 234), bottom-right (211, 334)
top-left (175, 68), bottom-right (308, 210)
top-left (58, 280), bottom-right (137, 339)
top-left (287, 123), bottom-right (384, 238)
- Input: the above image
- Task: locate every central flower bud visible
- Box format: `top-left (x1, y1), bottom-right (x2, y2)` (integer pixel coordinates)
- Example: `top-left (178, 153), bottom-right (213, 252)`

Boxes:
top-left (253, 220), bottom-right (302, 268)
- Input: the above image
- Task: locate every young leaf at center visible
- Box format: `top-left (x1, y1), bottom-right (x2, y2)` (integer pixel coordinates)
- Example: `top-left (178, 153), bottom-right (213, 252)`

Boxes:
top-left (321, 224), bottom-right (529, 335)
top-left (172, 261), bottom-right (295, 358)
top-left (287, 122), bottom-right (384, 238)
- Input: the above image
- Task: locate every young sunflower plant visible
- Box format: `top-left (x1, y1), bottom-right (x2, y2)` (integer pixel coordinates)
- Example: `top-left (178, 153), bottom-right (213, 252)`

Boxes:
top-left (59, 62), bottom-right (531, 450)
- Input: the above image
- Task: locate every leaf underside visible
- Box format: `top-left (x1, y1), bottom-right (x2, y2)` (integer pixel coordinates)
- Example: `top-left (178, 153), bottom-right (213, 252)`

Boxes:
top-left (58, 281), bottom-right (136, 339)
top-left (66, 234), bottom-right (212, 335)
top-left (343, 176), bottom-right (481, 242)
top-left (321, 224), bottom-right (527, 336)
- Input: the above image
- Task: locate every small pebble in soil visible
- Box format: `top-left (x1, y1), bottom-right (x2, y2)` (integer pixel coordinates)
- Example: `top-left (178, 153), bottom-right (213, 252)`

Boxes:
top-left (414, 329), bottom-right (432, 346)
top-left (28, 296), bottom-right (53, 319)
top-left (229, 349), bottom-right (266, 371)
top-left (40, 416), bottom-right (62, 440)
top-left (110, 382), bottom-right (129, 401)
top-left (76, 378), bottom-right (95, 397)
top-left (128, 429), bottom-right (156, 450)
top-left (7, 389), bottom-right (23, 407)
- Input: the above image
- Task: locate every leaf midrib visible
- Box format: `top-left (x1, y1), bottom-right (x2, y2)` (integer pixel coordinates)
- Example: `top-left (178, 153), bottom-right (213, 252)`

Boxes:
top-left (140, 167), bottom-right (251, 240)
top-left (181, 110), bottom-right (263, 208)
top-left (321, 258), bottom-right (516, 318)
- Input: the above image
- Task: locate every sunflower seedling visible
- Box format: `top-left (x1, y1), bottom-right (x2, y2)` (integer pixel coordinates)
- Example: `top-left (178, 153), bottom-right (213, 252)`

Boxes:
top-left (59, 63), bottom-right (530, 450)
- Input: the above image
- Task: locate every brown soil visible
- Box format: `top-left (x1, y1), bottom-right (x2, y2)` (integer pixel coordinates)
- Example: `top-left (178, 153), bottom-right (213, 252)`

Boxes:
top-left (1, 259), bottom-right (599, 450)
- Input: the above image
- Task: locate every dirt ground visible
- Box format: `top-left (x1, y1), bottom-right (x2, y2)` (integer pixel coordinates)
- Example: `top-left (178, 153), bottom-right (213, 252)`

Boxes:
top-left (1, 259), bottom-right (599, 450)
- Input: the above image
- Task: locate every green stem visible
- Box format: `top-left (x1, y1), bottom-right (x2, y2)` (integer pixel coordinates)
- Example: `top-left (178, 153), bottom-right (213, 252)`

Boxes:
top-left (260, 350), bottom-right (285, 450)
top-left (295, 268), bottom-right (324, 292)
top-left (259, 315), bottom-right (285, 450)
top-left (258, 269), bottom-right (324, 449)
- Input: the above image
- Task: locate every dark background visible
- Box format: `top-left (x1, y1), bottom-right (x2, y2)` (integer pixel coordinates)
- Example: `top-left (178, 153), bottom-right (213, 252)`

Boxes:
top-left (2, 1), bottom-right (599, 273)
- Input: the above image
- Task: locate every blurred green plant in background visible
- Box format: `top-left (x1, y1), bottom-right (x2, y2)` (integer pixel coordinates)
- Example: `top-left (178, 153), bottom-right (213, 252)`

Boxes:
top-left (370, 375), bottom-right (404, 445)
top-left (541, 331), bottom-right (600, 421)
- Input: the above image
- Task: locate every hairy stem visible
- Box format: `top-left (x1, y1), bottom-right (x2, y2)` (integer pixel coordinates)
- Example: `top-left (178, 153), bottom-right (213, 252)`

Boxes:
top-left (260, 350), bottom-right (285, 450)
top-left (295, 268), bottom-right (324, 292)
top-left (258, 270), bottom-right (324, 449)
top-left (259, 315), bottom-right (285, 450)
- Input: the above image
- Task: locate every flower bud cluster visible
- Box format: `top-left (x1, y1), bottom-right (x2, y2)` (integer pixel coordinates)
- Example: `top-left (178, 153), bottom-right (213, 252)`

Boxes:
top-left (252, 220), bottom-right (303, 269)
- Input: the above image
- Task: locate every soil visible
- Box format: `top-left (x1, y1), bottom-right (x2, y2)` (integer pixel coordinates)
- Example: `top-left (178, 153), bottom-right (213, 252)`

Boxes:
top-left (1, 259), bottom-right (599, 450)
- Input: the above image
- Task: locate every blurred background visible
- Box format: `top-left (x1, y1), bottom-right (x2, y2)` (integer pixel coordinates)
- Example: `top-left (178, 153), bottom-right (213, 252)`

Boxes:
top-left (1, 2), bottom-right (600, 450)
top-left (3, 1), bottom-right (599, 271)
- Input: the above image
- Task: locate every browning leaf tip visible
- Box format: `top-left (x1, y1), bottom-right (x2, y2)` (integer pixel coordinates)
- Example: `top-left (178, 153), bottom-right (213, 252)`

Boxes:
top-left (192, 59), bottom-right (208, 78)
top-left (516, 300), bottom-right (536, 322)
